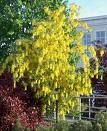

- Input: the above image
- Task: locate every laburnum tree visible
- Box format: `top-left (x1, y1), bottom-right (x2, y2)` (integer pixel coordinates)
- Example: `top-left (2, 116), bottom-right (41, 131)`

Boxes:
top-left (1, 4), bottom-right (99, 119)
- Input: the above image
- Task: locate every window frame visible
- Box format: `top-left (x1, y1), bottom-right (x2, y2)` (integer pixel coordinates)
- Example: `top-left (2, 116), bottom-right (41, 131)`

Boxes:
top-left (95, 30), bottom-right (106, 45)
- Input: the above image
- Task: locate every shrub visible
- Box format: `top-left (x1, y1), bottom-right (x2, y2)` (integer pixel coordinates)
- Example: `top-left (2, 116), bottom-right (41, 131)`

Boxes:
top-left (95, 112), bottom-right (107, 131)
top-left (54, 121), bottom-right (70, 131)
top-left (37, 126), bottom-right (54, 131)
top-left (37, 121), bottom-right (70, 131)
top-left (70, 120), bottom-right (92, 131)
top-left (0, 71), bottom-right (43, 130)
top-left (37, 120), bottom-right (93, 131)
top-left (12, 119), bottom-right (30, 131)
top-left (92, 122), bottom-right (102, 131)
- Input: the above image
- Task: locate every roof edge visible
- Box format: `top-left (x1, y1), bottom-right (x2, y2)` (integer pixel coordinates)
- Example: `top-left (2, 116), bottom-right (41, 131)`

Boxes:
top-left (80, 15), bottom-right (107, 21)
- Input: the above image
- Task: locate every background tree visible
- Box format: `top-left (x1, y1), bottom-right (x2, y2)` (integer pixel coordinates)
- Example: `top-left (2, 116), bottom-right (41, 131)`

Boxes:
top-left (0, 0), bottom-right (66, 64)
top-left (1, 4), bottom-right (99, 119)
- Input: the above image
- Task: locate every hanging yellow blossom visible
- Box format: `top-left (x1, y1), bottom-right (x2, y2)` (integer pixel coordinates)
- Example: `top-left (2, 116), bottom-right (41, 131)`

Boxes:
top-left (1, 4), bottom-right (99, 119)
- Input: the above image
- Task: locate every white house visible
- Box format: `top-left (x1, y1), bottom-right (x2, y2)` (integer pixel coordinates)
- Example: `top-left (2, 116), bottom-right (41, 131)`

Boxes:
top-left (77, 15), bottom-right (107, 68)
top-left (80, 15), bottom-right (107, 46)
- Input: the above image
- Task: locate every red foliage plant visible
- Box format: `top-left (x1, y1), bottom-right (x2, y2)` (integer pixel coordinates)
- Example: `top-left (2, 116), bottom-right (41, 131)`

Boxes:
top-left (90, 45), bottom-right (107, 107)
top-left (0, 71), bottom-right (43, 130)
top-left (91, 46), bottom-right (107, 93)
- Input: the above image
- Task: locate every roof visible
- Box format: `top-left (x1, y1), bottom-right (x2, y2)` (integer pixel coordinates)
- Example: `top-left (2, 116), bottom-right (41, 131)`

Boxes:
top-left (80, 15), bottom-right (107, 22)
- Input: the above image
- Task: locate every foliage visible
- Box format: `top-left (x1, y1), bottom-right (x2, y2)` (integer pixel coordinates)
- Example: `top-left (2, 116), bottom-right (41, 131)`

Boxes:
top-left (54, 120), bottom-right (70, 131)
top-left (1, 4), bottom-right (99, 119)
top-left (37, 125), bottom-right (54, 131)
top-left (92, 122), bottom-right (102, 131)
top-left (12, 112), bottom-right (107, 131)
top-left (95, 112), bottom-right (107, 131)
top-left (0, 71), bottom-right (43, 130)
top-left (0, 0), bottom-right (66, 64)
top-left (91, 45), bottom-right (107, 96)
top-left (37, 119), bottom-right (103, 131)
top-left (81, 103), bottom-right (88, 112)
top-left (70, 120), bottom-right (92, 131)
top-left (12, 119), bottom-right (30, 131)
top-left (37, 120), bottom-right (92, 131)
top-left (37, 121), bottom-right (70, 131)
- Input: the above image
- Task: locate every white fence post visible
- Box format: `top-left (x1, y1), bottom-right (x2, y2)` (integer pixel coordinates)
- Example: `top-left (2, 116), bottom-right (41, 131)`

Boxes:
top-left (89, 97), bottom-right (91, 119)
top-left (79, 97), bottom-right (81, 120)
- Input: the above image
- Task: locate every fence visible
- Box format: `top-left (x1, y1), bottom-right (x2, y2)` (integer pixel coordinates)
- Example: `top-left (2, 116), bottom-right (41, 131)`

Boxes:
top-left (45, 95), bottom-right (107, 122)
top-left (65, 95), bottom-right (107, 121)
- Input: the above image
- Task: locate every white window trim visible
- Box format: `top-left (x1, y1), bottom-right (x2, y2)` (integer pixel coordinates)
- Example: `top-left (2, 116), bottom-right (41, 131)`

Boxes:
top-left (95, 30), bottom-right (106, 45)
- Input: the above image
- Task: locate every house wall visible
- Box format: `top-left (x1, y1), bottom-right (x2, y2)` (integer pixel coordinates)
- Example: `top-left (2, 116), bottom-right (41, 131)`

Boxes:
top-left (77, 15), bottom-right (107, 68)
top-left (80, 15), bottom-right (107, 45)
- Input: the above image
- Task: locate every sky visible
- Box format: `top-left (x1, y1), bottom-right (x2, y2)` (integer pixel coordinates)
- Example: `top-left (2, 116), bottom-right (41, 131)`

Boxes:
top-left (68, 0), bottom-right (107, 18)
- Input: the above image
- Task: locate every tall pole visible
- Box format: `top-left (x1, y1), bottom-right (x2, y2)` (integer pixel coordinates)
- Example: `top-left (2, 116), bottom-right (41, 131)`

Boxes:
top-left (56, 100), bottom-right (59, 123)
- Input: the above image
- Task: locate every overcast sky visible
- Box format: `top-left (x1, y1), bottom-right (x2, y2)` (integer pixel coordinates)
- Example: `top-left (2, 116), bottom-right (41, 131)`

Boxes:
top-left (68, 0), bottom-right (107, 18)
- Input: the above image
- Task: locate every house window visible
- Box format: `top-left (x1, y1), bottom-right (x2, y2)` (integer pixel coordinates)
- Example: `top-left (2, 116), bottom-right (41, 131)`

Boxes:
top-left (96, 31), bottom-right (106, 44)
top-left (83, 33), bottom-right (91, 45)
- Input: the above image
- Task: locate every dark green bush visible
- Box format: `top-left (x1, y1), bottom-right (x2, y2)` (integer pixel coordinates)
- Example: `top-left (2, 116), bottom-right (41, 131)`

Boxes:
top-left (54, 121), bottom-right (70, 131)
top-left (70, 120), bottom-right (92, 131)
top-left (37, 121), bottom-right (70, 131)
top-left (92, 122), bottom-right (102, 131)
top-left (95, 112), bottom-right (107, 131)
top-left (37, 120), bottom-right (93, 131)
top-left (37, 126), bottom-right (54, 131)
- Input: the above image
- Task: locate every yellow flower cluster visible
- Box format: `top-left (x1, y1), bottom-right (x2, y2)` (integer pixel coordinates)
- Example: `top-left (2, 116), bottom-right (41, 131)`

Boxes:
top-left (2, 4), bottom-right (99, 119)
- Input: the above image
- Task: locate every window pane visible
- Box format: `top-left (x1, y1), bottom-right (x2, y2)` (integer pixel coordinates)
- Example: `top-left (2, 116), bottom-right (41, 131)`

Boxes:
top-left (87, 34), bottom-right (91, 39)
top-left (83, 33), bottom-right (91, 45)
top-left (96, 32), bottom-right (100, 37)
top-left (87, 40), bottom-right (90, 45)
top-left (101, 31), bottom-right (105, 37)
top-left (96, 37), bottom-right (100, 41)
top-left (101, 38), bottom-right (105, 43)
top-left (96, 31), bottom-right (106, 44)
top-left (83, 35), bottom-right (86, 39)
top-left (83, 39), bottom-right (86, 45)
